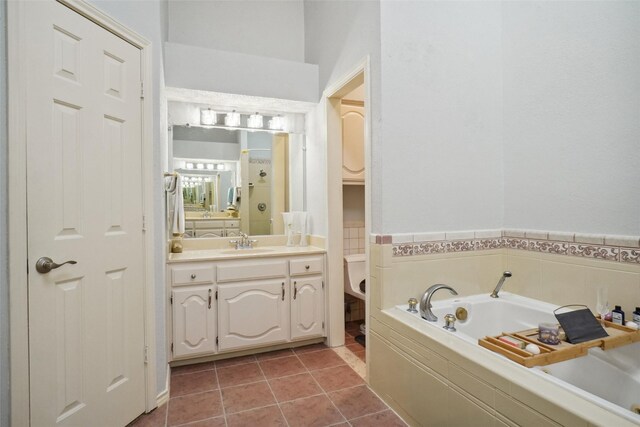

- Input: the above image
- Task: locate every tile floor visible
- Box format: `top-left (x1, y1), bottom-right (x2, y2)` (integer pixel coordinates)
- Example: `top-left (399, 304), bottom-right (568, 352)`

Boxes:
top-left (344, 321), bottom-right (366, 363)
top-left (130, 344), bottom-right (405, 427)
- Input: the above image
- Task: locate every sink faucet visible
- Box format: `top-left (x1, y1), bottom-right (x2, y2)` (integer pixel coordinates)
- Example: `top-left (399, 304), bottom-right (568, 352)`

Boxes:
top-left (420, 284), bottom-right (458, 322)
top-left (490, 271), bottom-right (513, 298)
top-left (229, 233), bottom-right (257, 250)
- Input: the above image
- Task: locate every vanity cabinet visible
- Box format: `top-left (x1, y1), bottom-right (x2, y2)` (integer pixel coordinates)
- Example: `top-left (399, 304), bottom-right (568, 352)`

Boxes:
top-left (218, 280), bottom-right (289, 351)
top-left (168, 253), bottom-right (325, 361)
top-left (172, 285), bottom-right (217, 358)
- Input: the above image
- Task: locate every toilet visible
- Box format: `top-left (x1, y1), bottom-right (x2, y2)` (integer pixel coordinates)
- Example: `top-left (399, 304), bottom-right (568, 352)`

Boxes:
top-left (344, 254), bottom-right (367, 340)
top-left (344, 254), bottom-right (366, 300)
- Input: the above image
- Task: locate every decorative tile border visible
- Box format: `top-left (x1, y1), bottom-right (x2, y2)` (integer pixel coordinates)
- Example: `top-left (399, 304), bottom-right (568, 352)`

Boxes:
top-left (383, 229), bottom-right (640, 265)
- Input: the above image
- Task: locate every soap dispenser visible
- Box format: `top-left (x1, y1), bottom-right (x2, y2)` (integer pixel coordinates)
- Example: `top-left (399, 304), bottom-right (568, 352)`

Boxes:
top-left (611, 305), bottom-right (625, 325)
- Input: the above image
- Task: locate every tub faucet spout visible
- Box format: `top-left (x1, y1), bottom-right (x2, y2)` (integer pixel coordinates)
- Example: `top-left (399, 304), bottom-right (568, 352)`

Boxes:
top-left (490, 271), bottom-right (513, 298)
top-left (420, 284), bottom-right (458, 322)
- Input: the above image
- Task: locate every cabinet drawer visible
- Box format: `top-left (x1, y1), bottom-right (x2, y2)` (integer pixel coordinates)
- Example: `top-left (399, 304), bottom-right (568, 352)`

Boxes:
top-left (217, 259), bottom-right (287, 282)
top-left (195, 229), bottom-right (225, 238)
top-left (171, 263), bottom-right (215, 286)
top-left (290, 256), bottom-right (323, 276)
top-left (194, 220), bottom-right (225, 229)
top-left (224, 220), bottom-right (240, 228)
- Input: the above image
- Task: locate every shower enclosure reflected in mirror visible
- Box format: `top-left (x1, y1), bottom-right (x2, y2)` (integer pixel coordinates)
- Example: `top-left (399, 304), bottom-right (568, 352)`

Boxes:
top-left (168, 124), bottom-right (305, 238)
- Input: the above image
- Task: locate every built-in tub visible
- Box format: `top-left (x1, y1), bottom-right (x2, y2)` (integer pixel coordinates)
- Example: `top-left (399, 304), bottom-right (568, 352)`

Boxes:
top-left (392, 292), bottom-right (640, 424)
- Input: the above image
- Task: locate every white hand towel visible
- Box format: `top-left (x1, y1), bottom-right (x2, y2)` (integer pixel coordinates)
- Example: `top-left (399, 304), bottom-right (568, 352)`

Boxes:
top-left (169, 174), bottom-right (185, 235)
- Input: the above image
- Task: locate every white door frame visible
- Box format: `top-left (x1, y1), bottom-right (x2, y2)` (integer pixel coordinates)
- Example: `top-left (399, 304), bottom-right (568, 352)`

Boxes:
top-left (322, 58), bottom-right (372, 376)
top-left (7, 0), bottom-right (157, 424)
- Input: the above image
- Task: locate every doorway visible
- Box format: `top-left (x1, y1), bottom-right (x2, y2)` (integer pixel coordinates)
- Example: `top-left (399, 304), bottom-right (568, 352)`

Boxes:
top-left (324, 63), bottom-right (371, 373)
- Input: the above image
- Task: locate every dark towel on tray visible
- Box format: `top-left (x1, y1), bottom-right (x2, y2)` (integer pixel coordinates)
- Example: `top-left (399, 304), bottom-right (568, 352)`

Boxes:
top-left (554, 306), bottom-right (608, 344)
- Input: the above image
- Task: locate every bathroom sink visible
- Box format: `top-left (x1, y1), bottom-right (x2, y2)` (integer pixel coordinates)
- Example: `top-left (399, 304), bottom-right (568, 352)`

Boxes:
top-left (219, 248), bottom-right (275, 255)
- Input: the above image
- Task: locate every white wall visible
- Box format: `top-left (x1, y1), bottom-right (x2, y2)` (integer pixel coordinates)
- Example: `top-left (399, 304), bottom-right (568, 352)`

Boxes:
top-left (303, 0), bottom-right (381, 232)
top-left (0, 1), bottom-right (9, 424)
top-left (502, 1), bottom-right (640, 236)
top-left (378, 1), bottom-right (504, 234)
top-left (343, 185), bottom-right (365, 223)
top-left (168, 0), bottom-right (305, 62)
top-left (89, 0), bottom-right (169, 397)
top-left (164, 42), bottom-right (318, 103)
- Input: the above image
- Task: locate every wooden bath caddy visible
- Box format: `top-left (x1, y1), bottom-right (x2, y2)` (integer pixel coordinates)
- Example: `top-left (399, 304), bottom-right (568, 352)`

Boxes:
top-left (478, 320), bottom-right (640, 368)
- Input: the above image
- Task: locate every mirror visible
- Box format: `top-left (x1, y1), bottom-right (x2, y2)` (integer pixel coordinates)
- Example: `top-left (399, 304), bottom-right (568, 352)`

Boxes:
top-left (169, 124), bottom-right (305, 238)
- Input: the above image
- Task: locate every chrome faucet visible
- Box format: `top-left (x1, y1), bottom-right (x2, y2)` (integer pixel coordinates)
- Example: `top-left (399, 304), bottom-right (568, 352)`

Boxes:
top-left (420, 284), bottom-right (458, 322)
top-left (490, 271), bottom-right (513, 298)
top-left (229, 233), bottom-right (257, 250)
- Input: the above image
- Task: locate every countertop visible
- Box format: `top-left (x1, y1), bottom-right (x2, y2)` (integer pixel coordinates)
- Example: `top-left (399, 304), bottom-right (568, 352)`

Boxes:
top-left (167, 245), bottom-right (326, 263)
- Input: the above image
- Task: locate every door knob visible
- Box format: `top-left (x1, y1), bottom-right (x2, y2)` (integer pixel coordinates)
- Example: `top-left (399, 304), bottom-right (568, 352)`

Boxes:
top-left (35, 257), bottom-right (77, 274)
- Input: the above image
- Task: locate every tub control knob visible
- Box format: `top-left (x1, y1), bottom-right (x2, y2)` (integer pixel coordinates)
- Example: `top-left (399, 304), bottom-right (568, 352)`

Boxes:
top-left (443, 314), bottom-right (456, 332)
top-left (407, 298), bottom-right (418, 313)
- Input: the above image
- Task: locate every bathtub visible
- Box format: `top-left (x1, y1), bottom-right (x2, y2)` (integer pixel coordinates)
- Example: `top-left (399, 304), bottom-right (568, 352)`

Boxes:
top-left (392, 292), bottom-right (640, 423)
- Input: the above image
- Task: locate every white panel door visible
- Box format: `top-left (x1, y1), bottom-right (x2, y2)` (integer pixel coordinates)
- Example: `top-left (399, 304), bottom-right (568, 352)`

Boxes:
top-left (291, 277), bottom-right (325, 340)
top-left (173, 286), bottom-right (217, 358)
top-left (26, 2), bottom-right (145, 425)
top-left (218, 280), bottom-right (289, 351)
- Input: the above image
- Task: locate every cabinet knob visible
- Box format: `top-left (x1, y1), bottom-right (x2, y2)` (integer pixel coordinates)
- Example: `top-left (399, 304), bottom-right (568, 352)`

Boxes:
top-left (191, 274), bottom-right (196, 279)
top-left (305, 265), bottom-right (310, 270)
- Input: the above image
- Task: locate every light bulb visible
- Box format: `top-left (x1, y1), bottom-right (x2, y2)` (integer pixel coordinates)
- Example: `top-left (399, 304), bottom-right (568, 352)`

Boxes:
top-left (225, 110), bottom-right (241, 127)
top-left (268, 115), bottom-right (285, 130)
top-left (248, 112), bottom-right (264, 129)
top-left (200, 108), bottom-right (216, 125)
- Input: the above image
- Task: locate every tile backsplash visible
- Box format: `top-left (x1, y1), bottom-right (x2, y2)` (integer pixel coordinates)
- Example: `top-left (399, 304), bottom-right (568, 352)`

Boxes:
top-left (344, 221), bottom-right (365, 256)
top-left (372, 228), bottom-right (640, 265)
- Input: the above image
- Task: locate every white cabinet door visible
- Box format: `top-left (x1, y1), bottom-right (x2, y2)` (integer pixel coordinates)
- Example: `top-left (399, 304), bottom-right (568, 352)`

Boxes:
top-left (291, 277), bottom-right (325, 340)
top-left (173, 286), bottom-right (217, 358)
top-left (341, 103), bottom-right (365, 183)
top-left (218, 280), bottom-right (289, 351)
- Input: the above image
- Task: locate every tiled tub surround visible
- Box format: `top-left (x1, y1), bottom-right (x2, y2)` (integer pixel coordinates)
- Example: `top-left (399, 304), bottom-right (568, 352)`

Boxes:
top-left (368, 236), bottom-right (640, 426)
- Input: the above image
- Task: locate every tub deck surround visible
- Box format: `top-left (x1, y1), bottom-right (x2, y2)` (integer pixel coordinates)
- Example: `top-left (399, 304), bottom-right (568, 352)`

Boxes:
top-left (368, 234), bottom-right (640, 427)
top-left (374, 229), bottom-right (640, 264)
top-left (393, 293), bottom-right (640, 423)
top-left (371, 308), bottom-right (639, 427)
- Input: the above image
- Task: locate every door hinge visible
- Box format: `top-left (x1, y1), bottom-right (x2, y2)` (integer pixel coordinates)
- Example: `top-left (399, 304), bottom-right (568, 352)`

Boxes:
top-left (170, 295), bottom-right (173, 304)
top-left (322, 281), bottom-right (325, 289)
top-left (215, 290), bottom-right (218, 300)
top-left (144, 345), bottom-right (149, 364)
top-left (322, 321), bottom-right (325, 329)
top-left (140, 81), bottom-right (144, 100)
top-left (142, 215), bottom-right (146, 232)
top-left (216, 336), bottom-right (219, 345)
top-left (170, 343), bottom-right (174, 353)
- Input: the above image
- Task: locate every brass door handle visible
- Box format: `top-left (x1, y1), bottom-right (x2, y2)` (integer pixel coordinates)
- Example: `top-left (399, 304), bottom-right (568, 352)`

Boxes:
top-left (35, 257), bottom-right (77, 274)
